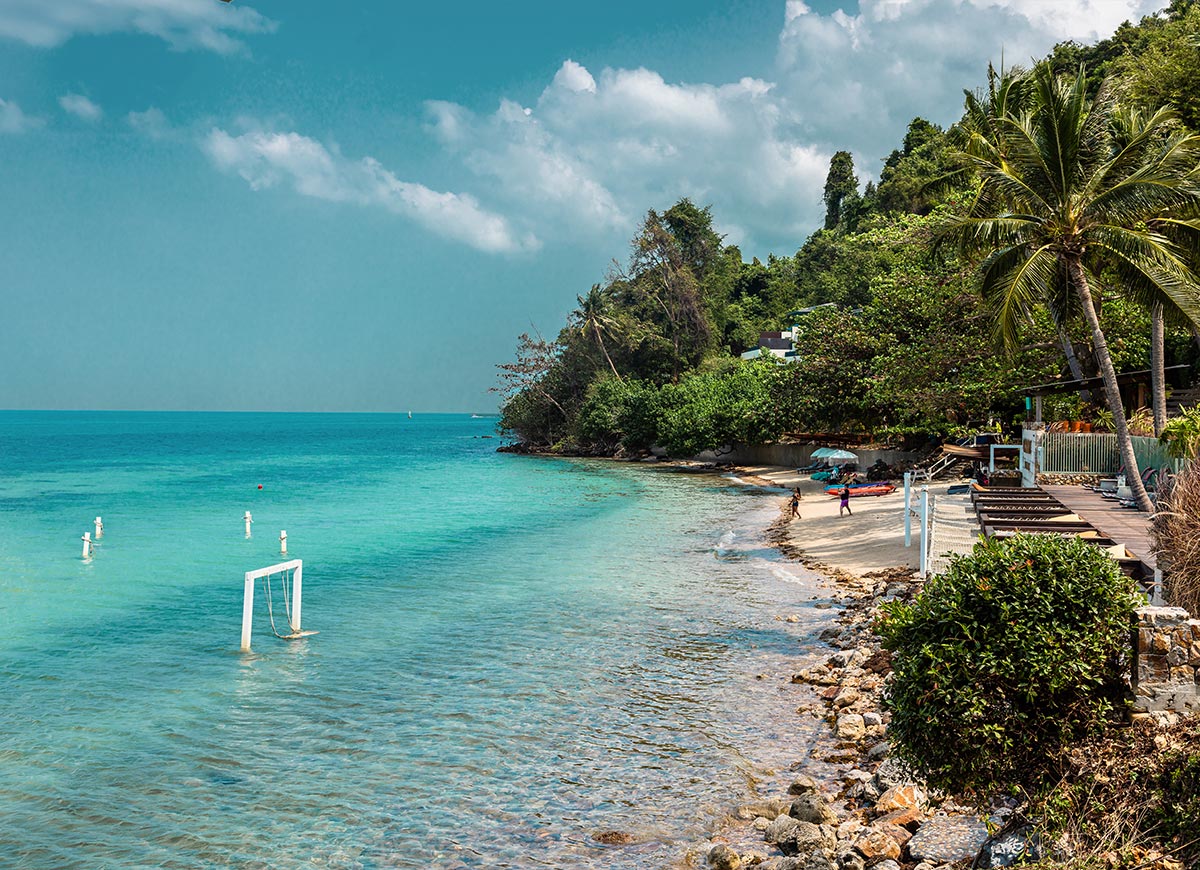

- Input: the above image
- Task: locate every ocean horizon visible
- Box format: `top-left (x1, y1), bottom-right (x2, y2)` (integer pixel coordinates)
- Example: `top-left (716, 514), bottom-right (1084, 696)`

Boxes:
top-left (0, 411), bottom-right (838, 868)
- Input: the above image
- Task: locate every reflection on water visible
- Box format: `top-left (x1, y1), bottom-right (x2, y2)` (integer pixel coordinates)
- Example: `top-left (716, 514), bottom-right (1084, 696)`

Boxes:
top-left (0, 413), bottom-right (839, 868)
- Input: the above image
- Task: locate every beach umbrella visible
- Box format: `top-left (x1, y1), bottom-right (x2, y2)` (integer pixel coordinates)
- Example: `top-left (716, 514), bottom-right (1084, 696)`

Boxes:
top-left (824, 449), bottom-right (859, 462)
top-left (810, 447), bottom-right (834, 458)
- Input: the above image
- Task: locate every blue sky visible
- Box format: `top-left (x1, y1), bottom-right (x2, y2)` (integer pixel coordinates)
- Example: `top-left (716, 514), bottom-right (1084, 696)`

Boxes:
top-left (0, 0), bottom-right (1166, 411)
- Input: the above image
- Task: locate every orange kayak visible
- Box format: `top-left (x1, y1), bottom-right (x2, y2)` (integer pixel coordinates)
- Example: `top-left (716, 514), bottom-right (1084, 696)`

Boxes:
top-left (824, 483), bottom-right (896, 497)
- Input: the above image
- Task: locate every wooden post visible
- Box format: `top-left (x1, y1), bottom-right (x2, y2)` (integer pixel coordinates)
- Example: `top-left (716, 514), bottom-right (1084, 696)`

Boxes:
top-left (280, 530), bottom-right (287, 555)
top-left (81, 531), bottom-right (93, 559)
top-left (94, 517), bottom-right (103, 539)
top-left (291, 563), bottom-right (303, 632)
top-left (243, 511), bottom-right (253, 538)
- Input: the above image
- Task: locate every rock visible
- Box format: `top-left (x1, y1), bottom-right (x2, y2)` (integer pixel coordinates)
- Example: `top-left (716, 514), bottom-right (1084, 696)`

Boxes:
top-left (753, 816), bottom-right (772, 831)
top-left (790, 794), bottom-right (838, 825)
top-left (593, 830), bottom-right (635, 844)
top-left (796, 850), bottom-right (837, 870)
top-left (873, 784), bottom-right (926, 815)
top-left (758, 859), bottom-right (801, 870)
top-left (836, 819), bottom-right (864, 841)
top-left (738, 798), bottom-right (793, 820)
top-left (837, 850), bottom-right (865, 870)
top-left (708, 843), bottom-right (743, 870)
top-left (875, 822), bottom-right (913, 848)
top-left (828, 650), bottom-right (854, 668)
top-left (876, 807), bottom-right (924, 830)
top-left (835, 714), bottom-right (866, 741)
top-left (974, 825), bottom-right (1043, 868)
top-left (906, 816), bottom-right (990, 865)
top-left (852, 827), bottom-right (901, 861)
top-left (765, 814), bottom-right (802, 848)
top-left (833, 687), bottom-right (861, 708)
top-left (874, 861), bottom-right (901, 870)
top-left (866, 741), bottom-right (890, 761)
top-left (789, 774), bottom-right (820, 795)
top-left (871, 758), bottom-right (915, 792)
top-left (862, 712), bottom-right (882, 727)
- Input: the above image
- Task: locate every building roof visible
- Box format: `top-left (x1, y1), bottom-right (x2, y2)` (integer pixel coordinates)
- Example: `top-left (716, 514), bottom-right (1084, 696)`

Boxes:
top-left (1022, 365), bottom-right (1189, 397)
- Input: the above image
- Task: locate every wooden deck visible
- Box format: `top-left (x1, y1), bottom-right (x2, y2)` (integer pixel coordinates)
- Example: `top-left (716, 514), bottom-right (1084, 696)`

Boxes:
top-left (1042, 485), bottom-right (1157, 572)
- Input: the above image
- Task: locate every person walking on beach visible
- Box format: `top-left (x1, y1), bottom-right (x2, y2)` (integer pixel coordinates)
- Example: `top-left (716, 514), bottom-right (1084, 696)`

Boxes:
top-left (789, 490), bottom-right (801, 519)
top-left (839, 484), bottom-right (852, 517)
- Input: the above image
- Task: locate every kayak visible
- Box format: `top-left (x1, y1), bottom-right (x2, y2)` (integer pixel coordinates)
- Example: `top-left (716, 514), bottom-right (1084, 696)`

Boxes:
top-left (824, 483), bottom-right (896, 497)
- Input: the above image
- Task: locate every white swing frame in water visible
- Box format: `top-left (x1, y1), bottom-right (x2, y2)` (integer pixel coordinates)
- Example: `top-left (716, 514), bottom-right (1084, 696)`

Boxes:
top-left (241, 558), bottom-right (307, 651)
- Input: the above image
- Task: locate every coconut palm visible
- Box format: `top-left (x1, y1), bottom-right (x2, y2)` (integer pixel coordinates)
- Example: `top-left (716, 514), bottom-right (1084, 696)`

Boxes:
top-left (573, 284), bottom-right (624, 380)
top-left (942, 64), bottom-right (1200, 511)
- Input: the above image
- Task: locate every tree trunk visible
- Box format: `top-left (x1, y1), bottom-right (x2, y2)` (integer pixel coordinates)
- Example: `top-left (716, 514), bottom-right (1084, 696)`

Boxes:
top-left (593, 322), bottom-right (621, 380)
top-left (1058, 327), bottom-right (1091, 403)
top-left (1070, 260), bottom-right (1154, 512)
top-left (1152, 302), bottom-right (1167, 436)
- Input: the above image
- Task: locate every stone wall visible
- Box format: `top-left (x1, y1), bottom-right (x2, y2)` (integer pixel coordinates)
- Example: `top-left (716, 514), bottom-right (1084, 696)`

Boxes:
top-left (693, 442), bottom-right (921, 470)
top-left (1132, 606), bottom-right (1200, 715)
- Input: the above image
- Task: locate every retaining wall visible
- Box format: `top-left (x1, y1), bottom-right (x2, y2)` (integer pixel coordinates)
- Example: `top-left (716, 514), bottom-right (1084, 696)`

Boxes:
top-left (1132, 606), bottom-right (1200, 715)
top-left (693, 442), bottom-right (921, 469)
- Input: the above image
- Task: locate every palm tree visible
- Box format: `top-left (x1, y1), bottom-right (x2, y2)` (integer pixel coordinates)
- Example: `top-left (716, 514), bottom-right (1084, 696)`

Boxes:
top-left (942, 64), bottom-right (1200, 511)
top-left (573, 284), bottom-right (624, 380)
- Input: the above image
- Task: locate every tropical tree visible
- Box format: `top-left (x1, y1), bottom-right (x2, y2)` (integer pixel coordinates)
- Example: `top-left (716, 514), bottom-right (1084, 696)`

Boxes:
top-left (941, 64), bottom-right (1200, 511)
top-left (572, 284), bottom-right (625, 380)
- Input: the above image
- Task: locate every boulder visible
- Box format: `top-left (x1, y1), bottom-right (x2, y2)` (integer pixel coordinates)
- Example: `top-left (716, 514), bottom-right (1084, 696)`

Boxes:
top-left (874, 822), bottom-right (913, 848)
top-left (906, 816), bottom-right (990, 865)
top-left (833, 687), bottom-right (861, 708)
top-left (708, 843), bottom-right (743, 870)
top-left (862, 712), bottom-right (882, 728)
top-left (836, 850), bottom-right (865, 870)
top-left (871, 758), bottom-right (916, 792)
top-left (873, 785), bottom-right (926, 815)
top-left (765, 815), bottom-right (802, 849)
top-left (790, 794), bottom-right (838, 825)
top-left (789, 774), bottom-right (820, 795)
top-left (738, 798), bottom-right (793, 820)
top-left (852, 828), bottom-right (901, 862)
top-left (835, 714), bottom-right (866, 741)
top-left (974, 825), bottom-right (1043, 868)
top-left (876, 807), bottom-right (924, 830)
top-left (874, 861), bottom-right (901, 870)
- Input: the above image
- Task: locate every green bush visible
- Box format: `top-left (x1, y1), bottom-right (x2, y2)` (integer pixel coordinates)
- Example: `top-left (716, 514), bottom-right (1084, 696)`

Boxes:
top-left (876, 534), bottom-right (1143, 797)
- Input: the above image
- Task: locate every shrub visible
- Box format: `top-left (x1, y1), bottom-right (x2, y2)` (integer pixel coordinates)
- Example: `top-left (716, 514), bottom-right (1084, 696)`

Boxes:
top-left (876, 534), bottom-right (1143, 797)
top-left (1153, 463), bottom-right (1200, 617)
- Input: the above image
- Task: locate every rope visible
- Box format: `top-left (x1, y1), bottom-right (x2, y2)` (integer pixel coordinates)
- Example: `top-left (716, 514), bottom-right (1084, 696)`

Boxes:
top-left (281, 568), bottom-right (295, 632)
top-left (261, 573), bottom-right (290, 639)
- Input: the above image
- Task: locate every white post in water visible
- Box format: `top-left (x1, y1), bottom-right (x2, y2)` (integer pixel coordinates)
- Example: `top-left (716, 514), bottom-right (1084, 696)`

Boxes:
top-left (919, 487), bottom-right (931, 577)
top-left (292, 562), bottom-right (303, 631)
top-left (243, 511), bottom-right (253, 538)
top-left (81, 531), bottom-right (93, 559)
top-left (903, 472), bottom-right (913, 547)
top-left (279, 530), bottom-right (287, 555)
top-left (94, 517), bottom-right (103, 539)
top-left (240, 558), bottom-right (304, 651)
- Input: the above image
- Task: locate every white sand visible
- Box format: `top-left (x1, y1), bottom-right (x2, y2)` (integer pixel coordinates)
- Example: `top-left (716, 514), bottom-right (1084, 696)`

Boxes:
top-left (732, 464), bottom-right (960, 577)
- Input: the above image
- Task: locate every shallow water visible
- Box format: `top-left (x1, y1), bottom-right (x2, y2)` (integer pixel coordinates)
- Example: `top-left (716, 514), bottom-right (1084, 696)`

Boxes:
top-left (0, 413), bottom-right (836, 868)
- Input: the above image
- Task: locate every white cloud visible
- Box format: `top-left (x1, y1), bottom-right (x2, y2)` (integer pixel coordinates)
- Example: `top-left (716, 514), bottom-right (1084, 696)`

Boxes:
top-left (423, 59), bottom-right (828, 249)
top-left (0, 97), bottom-right (42, 134)
top-left (59, 93), bottom-right (102, 122)
top-left (202, 127), bottom-right (537, 255)
top-left (127, 106), bottom-right (171, 139)
top-left (412, 3), bottom-right (1168, 253)
top-left (0, 0), bottom-right (276, 53)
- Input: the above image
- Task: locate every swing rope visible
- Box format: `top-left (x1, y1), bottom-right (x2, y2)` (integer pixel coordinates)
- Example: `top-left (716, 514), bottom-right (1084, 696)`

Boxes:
top-left (260, 570), bottom-right (296, 639)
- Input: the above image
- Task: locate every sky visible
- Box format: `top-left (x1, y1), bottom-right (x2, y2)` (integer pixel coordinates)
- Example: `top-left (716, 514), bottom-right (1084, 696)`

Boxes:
top-left (0, 0), bottom-right (1169, 412)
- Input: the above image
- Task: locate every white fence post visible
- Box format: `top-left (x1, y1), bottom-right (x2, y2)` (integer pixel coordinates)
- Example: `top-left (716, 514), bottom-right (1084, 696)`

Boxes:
top-left (919, 487), bottom-right (931, 577)
top-left (292, 562), bottom-right (303, 632)
top-left (94, 517), bottom-right (103, 539)
top-left (243, 511), bottom-right (253, 538)
top-left (81, 531), bottom-right (93, 559)
top-left (280, 530), bottom-right (287, 556)
top-left (904, 472), bottom-right (913, 547)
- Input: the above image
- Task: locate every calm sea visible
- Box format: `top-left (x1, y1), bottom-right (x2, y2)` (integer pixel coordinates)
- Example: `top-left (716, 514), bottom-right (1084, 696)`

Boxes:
top-left (0, 412), bottom-right (836, 869)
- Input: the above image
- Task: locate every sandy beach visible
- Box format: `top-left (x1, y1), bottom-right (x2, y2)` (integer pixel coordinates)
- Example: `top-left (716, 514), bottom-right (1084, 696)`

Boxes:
top-left (729, 464), bottom-right (961, 576)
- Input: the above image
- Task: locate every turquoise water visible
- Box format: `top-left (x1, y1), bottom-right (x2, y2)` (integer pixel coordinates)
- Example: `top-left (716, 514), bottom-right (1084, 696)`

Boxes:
top-left (0, 413), bottom-right (833, 868)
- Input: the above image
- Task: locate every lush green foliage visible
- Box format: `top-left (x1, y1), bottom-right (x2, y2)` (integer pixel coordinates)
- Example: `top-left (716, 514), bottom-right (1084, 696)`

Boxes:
top-left (497, 8), bottom-right (1200, 455)
top-left (876, 534), bottom-right (1143, 797)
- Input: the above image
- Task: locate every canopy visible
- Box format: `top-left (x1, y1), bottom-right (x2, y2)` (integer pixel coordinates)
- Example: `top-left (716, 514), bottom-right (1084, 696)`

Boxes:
top-left (824, 449), bottom-right (859, 462)
top-left (810, 447), bottom-right (834, 458)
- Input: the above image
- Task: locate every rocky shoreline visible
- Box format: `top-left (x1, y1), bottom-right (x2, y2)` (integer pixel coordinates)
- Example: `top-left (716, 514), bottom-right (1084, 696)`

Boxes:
top-left (692, 504), bottom-right (1009, 870)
